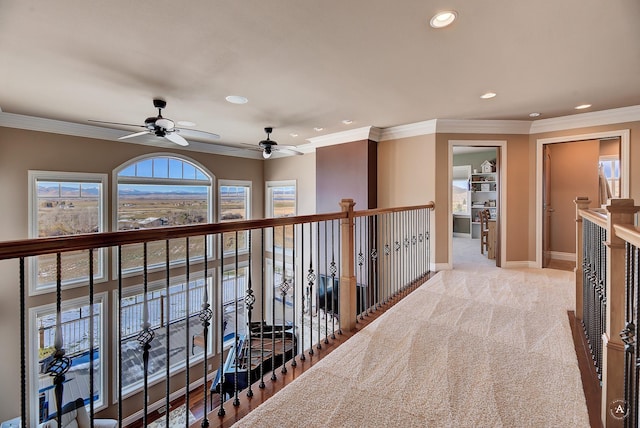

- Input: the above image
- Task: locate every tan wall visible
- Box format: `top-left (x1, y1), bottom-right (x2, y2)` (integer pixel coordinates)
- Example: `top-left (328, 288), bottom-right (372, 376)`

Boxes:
top-left (436, 133), bottom-right (532, 265)
top-left (377, 134), bottom-right (437, 263)
top-left (264, 152), bottom-right (316, 215)
top-left (530, 120), bottom-right (640, 207)
top-left (548, 140), bottom-right (600, 254)
top-left (0, 127), bottom-right (265, 420)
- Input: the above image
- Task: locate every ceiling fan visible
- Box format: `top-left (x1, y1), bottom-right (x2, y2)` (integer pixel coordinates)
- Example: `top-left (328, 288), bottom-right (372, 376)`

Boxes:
top-left (258, 127), bottom-right (303, 159)
top-left (89, 99), bottom-right (220, 146)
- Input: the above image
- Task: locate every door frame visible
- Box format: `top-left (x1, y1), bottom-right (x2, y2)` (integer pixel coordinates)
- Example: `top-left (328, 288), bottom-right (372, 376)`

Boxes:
top-left (448, 139), bottom-right (507, 268)
top-left (535, 129), bottom-right (630, 268)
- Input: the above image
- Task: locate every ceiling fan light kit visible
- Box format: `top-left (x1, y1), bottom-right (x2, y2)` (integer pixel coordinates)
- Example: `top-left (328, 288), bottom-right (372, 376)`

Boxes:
top-left (257, 126), bottom-right (303, 159)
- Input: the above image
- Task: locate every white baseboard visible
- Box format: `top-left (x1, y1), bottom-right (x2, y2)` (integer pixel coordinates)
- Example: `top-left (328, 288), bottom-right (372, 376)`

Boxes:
top-left (502, 261), bottom-right (537, 269)
top-left (433, 262), bottom-right (452, 271)
top-left (549, 251), bottom-right (576, 262)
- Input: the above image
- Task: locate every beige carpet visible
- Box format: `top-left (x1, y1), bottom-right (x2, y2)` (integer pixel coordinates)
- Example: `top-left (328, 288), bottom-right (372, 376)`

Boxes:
top-left (233, 265), bottom-right (590, 428)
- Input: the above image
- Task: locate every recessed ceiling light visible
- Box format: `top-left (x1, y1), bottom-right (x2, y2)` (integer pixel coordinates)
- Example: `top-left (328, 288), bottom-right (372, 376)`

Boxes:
top-left (177, 120), bottom-right (196, 127)
top-left (342, 119), bottom-right (353, 125)
top-left (575, 104), bottom-right (591, 110)
top-left (314, 127), bottom-right (324, 132)
top-left (430, 11), bottom-right (457, 28)
top-left (225, 95), bottom-right (248, 104)
top-left (289, 133), bottom-right (299, 138)
top-left (480, 92), bottom-right (497, 99)
top-left (529, 112), bottom-right (541, 118)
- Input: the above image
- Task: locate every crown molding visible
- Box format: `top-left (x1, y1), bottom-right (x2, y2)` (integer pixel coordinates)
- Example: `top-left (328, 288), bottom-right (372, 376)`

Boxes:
top-left (379, 120), bottom-right (437, 141)
top-left (0, 112), bottom-right (261, 159)
top-left (436, 119), bottom-right (532, 134)
top-left (304, 126), bottom-right (380, 148)
top-left (529, 105), bottom-right (640, 134)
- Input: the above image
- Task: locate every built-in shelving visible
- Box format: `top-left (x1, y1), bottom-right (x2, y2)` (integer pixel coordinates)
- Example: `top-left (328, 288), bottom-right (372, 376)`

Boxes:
top-left (470, 172), bottom-right (497, 238)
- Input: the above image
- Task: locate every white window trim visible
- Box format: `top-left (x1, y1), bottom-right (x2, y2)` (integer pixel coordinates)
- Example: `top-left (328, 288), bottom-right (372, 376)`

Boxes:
top-left (112, 272), bottom-right (212, 401)
top-left (218, 180), bottom-right (252, 255)
top-left (29, 292), bottom-right (108, 424)
top-left (112, 153), bottom-right (215, 279)
top-left (452, 165), bottom-right (471, 216)
top-left (28, 170), bottom-right (108, 296)
top-left (218, 262), bottom-right (250, 351)
top-left (265, 180), bottom-right (297, 218)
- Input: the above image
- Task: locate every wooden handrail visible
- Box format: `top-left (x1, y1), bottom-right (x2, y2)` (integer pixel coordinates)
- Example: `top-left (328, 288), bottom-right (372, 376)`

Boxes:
top-left (0, 211), bottom-right (347, 260)
top-left (353, 202), bottom-right (435, 218)
top-left (0, 202), bottom-right (436, 261)
top-left (614, 224), bottom-right (640, 249)
top-left (579, 207), bottom-right (607, 229)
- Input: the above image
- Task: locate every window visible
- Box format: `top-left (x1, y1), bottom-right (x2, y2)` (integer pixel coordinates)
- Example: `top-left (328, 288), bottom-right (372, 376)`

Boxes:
top-left (266, 181), bottom-right (296, 252)
top-left (452, 166), bottom-right (470, 215)
top-left (31, 294), bottom-right (106, 424)
top-left (219, 181), bottom-right (251, 254)
top-left (29, 171), bottom-right (107, 293)
top-left (600, 156), bottom-right (620, 198)
top-left (266, 181), bottom-right (296, 218)
top-left (115, 155), bottom-right (212, 273)
top-left (118, 277), bottom-right (209, 395)
top-left (221, 266), bottom-right (248, 347)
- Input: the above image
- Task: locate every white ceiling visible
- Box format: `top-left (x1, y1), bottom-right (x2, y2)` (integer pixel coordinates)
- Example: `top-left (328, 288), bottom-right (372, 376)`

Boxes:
top-left (1, 1), bottom-right (639, 156)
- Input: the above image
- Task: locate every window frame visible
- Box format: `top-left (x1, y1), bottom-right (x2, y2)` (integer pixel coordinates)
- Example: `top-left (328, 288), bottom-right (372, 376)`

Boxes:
top-left (218, 180), bottom-right (252, 255)
top-left (113, 154), bottom-right (214, 278)
top-left (29, 292), bottom-right (108, 424)
top-left (265, 180), bottom-right (297, 218)
top-left (452, 165), bottom-right (471, 216)
top-left (28, 170), bottom-right (108, 295)
top-left (112, 273), bottom-right (212, 399)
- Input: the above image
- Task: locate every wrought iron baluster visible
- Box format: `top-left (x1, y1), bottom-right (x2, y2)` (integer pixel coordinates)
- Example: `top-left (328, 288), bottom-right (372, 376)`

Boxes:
top-left (357, 216), bottom-right (364, 320)
top-left (88, 248), bottom-right (95, 424)
top-left (201, 235), bottom-right (212, 426)
top-left (280, 225), bottom-right (290, 375)
top-left (323, 220), bottom-right (329, 344)
top-left (300, 224), bottom-right (306, 362)
top-left (291, 225), bottom-right (297, 367)
top-left (330, 219), bottom-right (337, 338)
top-left (233, 231), bottom-right (240, 406)
top-left (271, 227), bottom-right (277, 381)
top-left (317, 222), bottom-right (322, 350)
top-left (218, 234), bottom-right (226, 417)
top-left (185, 238), bottom-right (191, 414)
top-left (117, 246), bottom-right (123, 425)
top-left (307, 222), bottom-right (316, 356)
top-left (137, 243), bottom-right (154, 427)
top-left (372, 215), bottom-right (379, 310)
top-left (20, 257), bottom-right (27, 428)
top-left (259, 229), bottom-right (266, 389)
top-left (163, 240), bottom-right (171, 428)
top-left (245, 230), bottom-right (255, 398)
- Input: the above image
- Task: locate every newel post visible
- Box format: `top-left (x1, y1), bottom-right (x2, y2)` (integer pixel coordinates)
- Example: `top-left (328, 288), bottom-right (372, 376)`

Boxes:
top-left (602, 199), bottom-right (640, 427)
top-left (339, 199), bottom-right (357, 332)
top-left (574, 196), bottom-right (591, 321)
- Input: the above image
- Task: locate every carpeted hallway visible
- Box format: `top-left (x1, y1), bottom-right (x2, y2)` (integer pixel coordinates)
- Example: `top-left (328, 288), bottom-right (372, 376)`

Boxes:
top-left (233, 240), bottom-right (589, 427)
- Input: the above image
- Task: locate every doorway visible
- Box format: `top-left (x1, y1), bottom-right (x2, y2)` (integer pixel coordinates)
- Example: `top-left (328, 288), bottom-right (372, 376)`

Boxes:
top-left (536, 130), bottom-right (629, 269)
top-left (448, 140), bottom-right (507, 269)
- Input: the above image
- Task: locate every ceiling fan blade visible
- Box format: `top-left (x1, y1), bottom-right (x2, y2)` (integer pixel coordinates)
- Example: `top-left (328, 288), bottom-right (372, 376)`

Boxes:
top-left (165, 132), bottom-right (189, 146)
top-left (176, 128), bottom-right (221, 140)
top-left (118, 130), bottom-right (151, 140)
top-left (275, 145), bottom-right (304, 155)
top-left (88, 119), bottom-right (145, 128)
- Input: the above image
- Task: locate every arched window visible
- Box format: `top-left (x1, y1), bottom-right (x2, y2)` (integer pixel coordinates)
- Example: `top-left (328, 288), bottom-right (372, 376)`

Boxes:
top-left (115, 154), bottom-right (213, 273)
